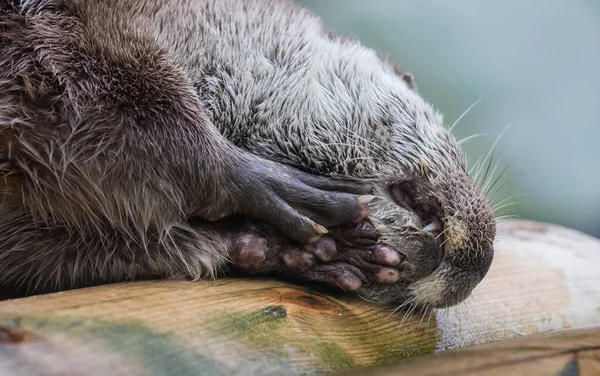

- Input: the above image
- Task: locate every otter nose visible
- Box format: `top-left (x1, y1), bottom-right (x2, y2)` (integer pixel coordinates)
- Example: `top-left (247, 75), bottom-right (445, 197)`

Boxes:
top-left (479, 246), bottom-right (494, 281)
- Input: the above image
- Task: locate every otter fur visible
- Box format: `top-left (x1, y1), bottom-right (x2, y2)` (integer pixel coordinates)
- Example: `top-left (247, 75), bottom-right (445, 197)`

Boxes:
top-left (0, 0), bottom-right (496, 309)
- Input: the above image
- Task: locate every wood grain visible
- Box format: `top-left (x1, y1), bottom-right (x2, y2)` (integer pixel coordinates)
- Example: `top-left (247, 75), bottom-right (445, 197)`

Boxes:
top-left (0, 219), bottom-right (598, 375)
top-left (341, 327), bottom-right (600, 376)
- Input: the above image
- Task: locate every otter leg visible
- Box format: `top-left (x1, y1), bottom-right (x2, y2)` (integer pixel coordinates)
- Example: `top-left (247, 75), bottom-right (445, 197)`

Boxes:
top-left (230, 220), bottom-right (405, 291)
top-left (0, 5), bottom-right (370, 257)
top-left (0, 204), bottom-right (235, 294)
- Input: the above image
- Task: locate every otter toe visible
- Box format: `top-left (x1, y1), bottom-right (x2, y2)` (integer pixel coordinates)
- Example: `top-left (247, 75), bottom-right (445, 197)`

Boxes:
top-left (289, 168), bottom-right (373, 195)
top-left (329, 220), bottom-right (379, 247)
top-left (232, 233), bottom-right (268, 272)
top-left (371, 268), bottom-right (401, 283)
top-left (303, 236), bottom-right (338, 262)
top-left (361, 244), bottom-right (404, 266)
top-left (298, 263), bottom-right (364, 291)
top-left (281, 248), bottom-right (316, 272)
top-left (334, 272), bottom-right (363, 291)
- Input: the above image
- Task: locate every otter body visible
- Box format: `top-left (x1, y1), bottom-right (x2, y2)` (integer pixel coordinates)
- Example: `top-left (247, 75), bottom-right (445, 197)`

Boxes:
top-left (0, 0), bottom-right (495, 309)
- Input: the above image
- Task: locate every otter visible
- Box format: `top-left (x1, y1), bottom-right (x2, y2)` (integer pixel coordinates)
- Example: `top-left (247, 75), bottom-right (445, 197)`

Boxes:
top-left (0, 0), bottom-right (496, 309)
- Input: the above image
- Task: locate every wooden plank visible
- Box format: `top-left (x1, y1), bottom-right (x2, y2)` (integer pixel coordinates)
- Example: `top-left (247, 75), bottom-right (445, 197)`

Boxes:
top-left (341, 327), bottom-right (600, 376)
top-left (434, 220), bottom-right (600, 350)
top-left (0, 219), bottom-right (599, 375)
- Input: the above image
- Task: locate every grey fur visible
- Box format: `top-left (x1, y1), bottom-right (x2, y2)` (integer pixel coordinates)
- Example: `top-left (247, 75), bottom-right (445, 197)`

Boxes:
top-left (0, 0), bottom-right (495, 308)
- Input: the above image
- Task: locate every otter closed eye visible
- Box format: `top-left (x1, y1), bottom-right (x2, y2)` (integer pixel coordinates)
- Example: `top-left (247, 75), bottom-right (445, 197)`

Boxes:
top-left (388, 182), bottom-right (445, 268)
top-left (389, 183), bottom-right (442, 231)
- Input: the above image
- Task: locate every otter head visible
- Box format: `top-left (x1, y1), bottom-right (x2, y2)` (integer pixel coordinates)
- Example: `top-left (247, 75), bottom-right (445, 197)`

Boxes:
top-left (281, 52), bottom-right (495, 309)
top-left (362, 92), bottom-right (497, 308)
top-left (341, 63), bottom-right (496, 309)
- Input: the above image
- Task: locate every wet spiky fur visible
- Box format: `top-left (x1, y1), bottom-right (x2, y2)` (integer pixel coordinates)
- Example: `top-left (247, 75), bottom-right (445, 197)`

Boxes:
top-left (0, 0), bottom-right (496, 307)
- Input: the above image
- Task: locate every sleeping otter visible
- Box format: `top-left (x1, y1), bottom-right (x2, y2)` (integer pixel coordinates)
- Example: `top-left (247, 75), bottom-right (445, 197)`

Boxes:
top-left (0, 0), bottom-right (495, 309)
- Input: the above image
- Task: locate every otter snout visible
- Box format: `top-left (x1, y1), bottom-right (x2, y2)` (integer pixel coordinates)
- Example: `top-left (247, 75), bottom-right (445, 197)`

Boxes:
top-left (480, 246), bottom-right (494, 280)
top-left (364, 167), bottom-right (496, 309)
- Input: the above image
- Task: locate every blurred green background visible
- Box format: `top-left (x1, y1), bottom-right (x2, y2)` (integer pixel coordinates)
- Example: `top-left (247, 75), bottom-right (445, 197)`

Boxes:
top-left (297, 0), bottom-right (600, 238)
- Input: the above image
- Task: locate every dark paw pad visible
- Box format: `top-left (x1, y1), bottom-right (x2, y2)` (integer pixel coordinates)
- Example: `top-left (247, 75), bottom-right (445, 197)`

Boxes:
top-left (232, 233), bottom-right (268, 272)
top-left (229, 219), bottom-right (406, 292)
top-left (280, 249), bottom-right (316, 272)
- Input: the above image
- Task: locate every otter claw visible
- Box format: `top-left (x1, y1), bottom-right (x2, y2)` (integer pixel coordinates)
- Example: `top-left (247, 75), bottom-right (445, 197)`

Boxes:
top-left (314, 224), bottom-right (329, 235)
top-left (357, 195), bottom-right (377, 205)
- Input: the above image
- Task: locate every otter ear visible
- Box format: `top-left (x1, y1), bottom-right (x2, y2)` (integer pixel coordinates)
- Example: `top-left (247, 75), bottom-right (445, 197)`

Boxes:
top-left (393, 65), bottom-right (418, 93)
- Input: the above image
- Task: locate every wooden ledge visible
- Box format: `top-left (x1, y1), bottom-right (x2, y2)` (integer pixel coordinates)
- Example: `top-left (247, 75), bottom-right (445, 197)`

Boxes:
top-left (342, 326), bottom-right (600, 375)
top-left (0, 220), bottom-right (599, 375)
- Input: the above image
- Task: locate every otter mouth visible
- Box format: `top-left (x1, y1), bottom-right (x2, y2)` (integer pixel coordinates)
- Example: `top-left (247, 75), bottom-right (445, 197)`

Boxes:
top-left (388, 182), bottom-right (445, 270)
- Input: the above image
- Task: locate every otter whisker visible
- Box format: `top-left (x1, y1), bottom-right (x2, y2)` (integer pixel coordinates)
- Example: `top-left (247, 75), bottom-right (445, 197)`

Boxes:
top-left (439, 237), bottom-right (452, 250)
top-left (401, 303), bottom-right (416, 323)
top-left (438, 216), bottom-right (461, 245)
top-left (494, 212), bottom-right (519, 223)
top-left (486, 169), bottom-right (520, 203)
top-left (454, 299), bottom-right (471, 327)
top-left (472, 160), bottom-right (487, 187)
top-left (487, 184), bottom-right (519, 211)
top-left (480, 158), bottom-right (504, 195)
top-left (495, 214), bottom-right (521, 221)
top-left (388, 296), bottom-right (417, 318)
top-left (492, 201), bottom-right (519, 214)
top-left (394, 295), bottom-right (416, 310)
top-left (457, 133), bottom-right (485, 146)
top-left (468, 156), bottom-right (484, 177)
top-left (426, 309), bottom-right (434, 332)
top-left (404, 301), bottom-right (420, 323)
top-left (435, 225), bottom-right (453, 240)
top-left (418, 305), bottom-right (431, 327)
top-left (482, 164), bottom-right (514, 203)
top-left (489, 193), bottom-right (524, 211)
top-left (475, 123), bottom-right (510, 186)
top-left (487, 178), bottom-right (518, 204)
top-left (478, 150), bottom-right (497, 189)
top-left (483, 158), bottom-right (516, 196)
top-left (494, 209), bottom-right (520, 219)
top-left (449, 97), bottom-right (483, 133)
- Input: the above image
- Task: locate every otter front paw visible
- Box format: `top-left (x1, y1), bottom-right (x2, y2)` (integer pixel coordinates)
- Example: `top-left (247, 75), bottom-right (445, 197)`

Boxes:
top-left (231, 220), bottom-right (405, 291)
top-left (228, 154), bottom-right (374, 244)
